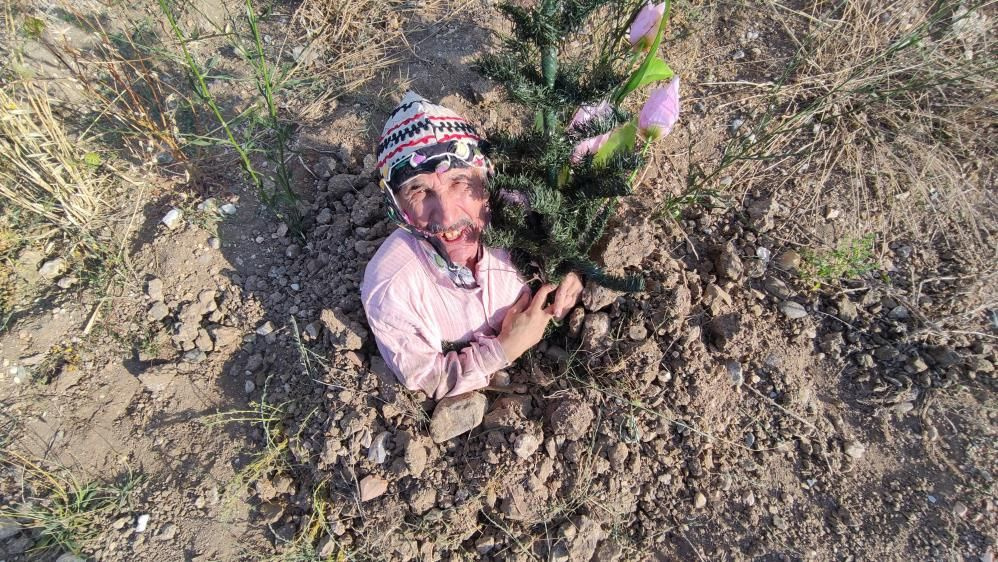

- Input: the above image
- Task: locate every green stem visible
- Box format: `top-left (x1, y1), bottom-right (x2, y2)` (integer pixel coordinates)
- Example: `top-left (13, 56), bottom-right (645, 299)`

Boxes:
top-left (156, 0), bottom-right (260, 191)
top-left (540, 0), bottom-right (559, 186)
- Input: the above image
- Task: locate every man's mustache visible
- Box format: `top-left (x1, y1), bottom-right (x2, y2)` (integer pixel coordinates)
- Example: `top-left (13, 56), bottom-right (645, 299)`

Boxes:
top-left (424, 218), bottom-right (476, 235)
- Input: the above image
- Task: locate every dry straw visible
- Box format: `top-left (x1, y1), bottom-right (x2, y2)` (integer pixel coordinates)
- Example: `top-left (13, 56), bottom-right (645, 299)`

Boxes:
top-left (0, 82), bottom-right (108, 254)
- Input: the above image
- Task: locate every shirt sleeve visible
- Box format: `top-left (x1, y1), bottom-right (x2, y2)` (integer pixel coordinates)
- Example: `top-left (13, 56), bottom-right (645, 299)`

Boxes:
top-left (364, 305), bottom-right (510, 400)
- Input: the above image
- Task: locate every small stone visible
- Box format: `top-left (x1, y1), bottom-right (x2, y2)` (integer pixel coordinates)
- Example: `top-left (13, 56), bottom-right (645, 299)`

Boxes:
top-left (512, 431), bottom-right (541, 459)
top-left (628, 324), bottom-right (648, 341)
top-left (359, 475), bottom-right (388, 501)
top-left (256, 321), bottom-right (275, 336)
top-left (195, 329), bottom-right (214, 352)
top-left (844, 439), bottom-right (866, 459)
top-left (774, 250), bottom-right (801, 271)
top-left (888, 305), bottom-right (910, 320)
top-left (148, 302), bottom-right (170, 322)
top-left (161, 208), bottom-right (184, 230)
top-left (0, 517), bottom-right (21, 540)
top-left (580, 312), bottom-right (611, 350)
top-left (207, 237), bottom-right (221, 249)
top-left (694, 492), bottom-right (707, 509)
top-left (430, 392), bottom-right (488, 443)
top-left (245, 380), bottom-right (256, 394)
top-left (779, 301), bottom-right (808, 320)
top-left (219, 203), bottom-right (237, 215)
top-left (38, 258), bottom-right (67, 279)
top-left (743, 490), bottom-right (756, 507)
top-left (475, 535), bottom-right (496, 554)
top-left (55, 554), bottom-right (86, 562)
top-left (715, 242), bottom-right (744, 281)
top-left (157, 523), bottom-right (177, 541)
top-left (953, 501), bottom-right (968, 518)
top-left (210, 326), bottom-right (241, 349)
top-left (725, 360), bottom-right (744, 387)
top-left (147, 278), bottom-right (164, 301)
top-left (135, 513), bottom-right (151, 532)
top-left (548, 396), bottom-right (594, 441)
top-left (57, 276), bottom-right (78, 289)
top-left (368, 431), bottom-right (390, 464)
top-left (182, 349), bottom-right (206, 363)
top-left (763, 277), bottom-right (791, 299)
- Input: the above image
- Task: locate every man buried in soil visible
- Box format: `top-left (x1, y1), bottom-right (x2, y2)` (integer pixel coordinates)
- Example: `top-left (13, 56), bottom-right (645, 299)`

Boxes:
top-left (361, 92), bottom-right (582, 399)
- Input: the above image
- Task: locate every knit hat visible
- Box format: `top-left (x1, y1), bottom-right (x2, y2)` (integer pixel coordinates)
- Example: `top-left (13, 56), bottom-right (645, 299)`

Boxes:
top-left (376, 91), bottom-right (490, 193)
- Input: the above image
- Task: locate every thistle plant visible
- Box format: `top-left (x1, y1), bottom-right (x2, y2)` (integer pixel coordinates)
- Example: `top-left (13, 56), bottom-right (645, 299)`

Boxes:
top-left (477, 0), bottom-right (680, 291)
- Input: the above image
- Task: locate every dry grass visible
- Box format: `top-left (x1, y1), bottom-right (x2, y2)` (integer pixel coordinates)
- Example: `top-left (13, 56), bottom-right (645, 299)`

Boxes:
top-left (290, 0), bottom-right (459, 119)
top-left (696, 0), bottom-right (996, 264)
top-left (0, 81), bottom-right (110, 255)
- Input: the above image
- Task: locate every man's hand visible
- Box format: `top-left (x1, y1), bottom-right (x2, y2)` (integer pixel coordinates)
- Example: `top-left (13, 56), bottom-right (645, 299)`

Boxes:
top-left (552, 272), bottom-right (583, 319)
top-left (498, 284), bottom-right (556, 362)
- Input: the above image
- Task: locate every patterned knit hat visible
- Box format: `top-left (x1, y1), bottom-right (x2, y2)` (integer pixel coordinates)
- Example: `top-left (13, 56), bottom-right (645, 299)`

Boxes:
top-left (376, 91), bottom-right (490, 192)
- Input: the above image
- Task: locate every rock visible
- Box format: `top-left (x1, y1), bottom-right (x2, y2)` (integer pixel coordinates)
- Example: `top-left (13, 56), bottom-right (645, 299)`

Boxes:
top-left (743, 490), bottom-right (756, 507)
top-left (836, 295), bottom-right (859, 323)
top-left (747, 197), bottom-right (776, 232)
top-left (715, 242), bottom-right (744, 281)
top-left (407, 487), bottom-right (437, 514)
top-left (182, 349), bottom-right (206, 363)
top-left (56, 276), bottom-right (78, 289)
top-left (157, 522), bottom-right (177, 541)
top-left (0, 517), bottom-right (21, 540)
top-left (429, 392), bottom-right (487, 443)
top-left (148, 302), bottom-right (170, 322)
top-left (888, 305), bottom-right (910, 320)
top-left (135, 513), bottom-right (151, 532)
top-left (725, 360), bottom-right (744, 387)
top-left (512, 429), bottom-right (541, 459)
top-left (844, 439), bottom-right (866, 459)
top-left (694, 492), bottom-right (707, 509)
top-left (548, 396), bottom-right (593, 441)
top-left (763, 276), bottom-right (791, 299)
top-left (56, 555), bottom-right (86, 562)
top-left (359, 475), bottom-right (388, 501)
top-left (953, 501), bottom-right (968, 518)
top-left (147, 278), bottom-right (164, 301)
top-left (628, 323), bottom-right (648, 341)
top-left (475, 535), bottom-right (496, 554)
top-left (368, 431), bottom-right (390, 464)
top-left (320, 308), bottom-right (368, 351)
top-left (219, 203), bottom-right (237, 215)
top-left (404, 439), bottom-right (428, 477)
top-left (600, 216), bottom-right (655, 270)
top-left (259, 502), bottom-right (284, 524)
top-left (705, 283), bottom-right (732, 315)
top-left (580, 312), bottom-right (610, 351)
top-left (609, 442), bottom-right (628, 470)
top-left (483, 395), bottom-right (532, 430)
top-left (195, 328), bottom-right (214, 352)
top-left (774, 250), bottom-right (800, 271)
top-left (245, 380), bottom-right (256, 394)
top-left (565, 516), bottom-right (603, 561)
top-left (256, 321), bottom-right (275, 336)
top-left (209, 326), bottom-right (241, 349)
top-left (581, 281), bottom-right (622, 312)
top-left (38, 257), bottom-right (67, 279)
top-left (161, 208), bottom-right (184, 230)
top-left (707, 313), bottom-right (741, 351)
top-left (208, 237), bottom-right (221, 249)
top-left (779, 301), bottom-right (808, 320)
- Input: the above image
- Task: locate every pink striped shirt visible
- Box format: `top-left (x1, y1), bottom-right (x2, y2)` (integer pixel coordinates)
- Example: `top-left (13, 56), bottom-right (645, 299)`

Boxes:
top-left (361, 229), bottom-right (528, 399)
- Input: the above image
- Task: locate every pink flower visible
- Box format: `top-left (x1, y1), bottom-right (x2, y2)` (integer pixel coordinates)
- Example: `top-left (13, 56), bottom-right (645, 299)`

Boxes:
top-left (629, 2), bottom-right (666, 49)
top-left (570, 131), bottom-right (612, 164)
top-left (638, 77), bottom-right (680, 140)
top-left (568, 100), bottom-right (612, 131)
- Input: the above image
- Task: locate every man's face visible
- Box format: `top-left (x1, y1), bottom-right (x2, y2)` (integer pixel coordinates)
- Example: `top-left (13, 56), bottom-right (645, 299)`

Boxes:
top-left (396, 167), bottom-right (489, 269)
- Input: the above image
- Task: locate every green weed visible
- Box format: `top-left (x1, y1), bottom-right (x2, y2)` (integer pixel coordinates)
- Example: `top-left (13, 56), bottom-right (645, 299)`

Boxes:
top-left (800, 235), bottom-right (878, 289)
top-left (0, 451), bottom-right (141, 555)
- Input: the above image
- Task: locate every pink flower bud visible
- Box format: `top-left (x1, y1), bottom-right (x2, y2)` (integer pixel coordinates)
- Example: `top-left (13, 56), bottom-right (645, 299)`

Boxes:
top-left (570, 131), bottom-right (612, 164)
top-left (629, 3), bottom-right (666, 49)
top-left (638, 77), bottom-right (680, 140)
top-left (568, 100), bottom-right (612, 131)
